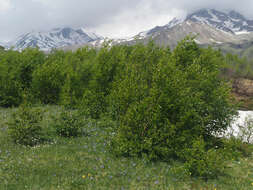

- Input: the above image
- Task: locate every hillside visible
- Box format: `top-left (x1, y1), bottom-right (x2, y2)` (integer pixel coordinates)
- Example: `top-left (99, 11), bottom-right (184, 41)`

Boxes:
top-left (115, 9), bottom-right (253, 60)
top-left (7, 27), bottom-right (103, 51)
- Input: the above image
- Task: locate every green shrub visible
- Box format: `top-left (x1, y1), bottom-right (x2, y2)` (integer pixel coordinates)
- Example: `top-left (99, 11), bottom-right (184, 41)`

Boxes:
top-left (31, 60), bottom-right (65, 104)
top-left (108, 42), bottom-right (165, 120)
top-left (18, 48), bottom-right (45, 89)
top-left (111, 38), bottom-right (236, 179)
top-left (0, 79), bottom-right (22, 107)
top-left (52, 109), bottom-right (84, 137)
top-left (79, 45), bottom-right (127, 119)
top-left (111, 96), bottom-right (177, 160)
top-left (222, 137), bottom-right (252, 158)
top-left (7, 105), bottom-right (44, 146)
top-left (96, 115), bottom-right (117, 129)
top-left (80, 90), bottom-right (106, 119)
top-left (0, 54), bottom-right (23, 107)
top-left (183, 138), bottom-right (226, 179)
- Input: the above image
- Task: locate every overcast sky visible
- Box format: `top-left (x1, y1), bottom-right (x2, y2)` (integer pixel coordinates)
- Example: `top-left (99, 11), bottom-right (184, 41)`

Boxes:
top-left (1, 0), bottom-right (253, 42)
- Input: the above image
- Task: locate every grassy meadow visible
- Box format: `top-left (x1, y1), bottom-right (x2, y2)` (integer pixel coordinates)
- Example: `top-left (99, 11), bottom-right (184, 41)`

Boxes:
top-left (0, 106), bottom-right (253, 190)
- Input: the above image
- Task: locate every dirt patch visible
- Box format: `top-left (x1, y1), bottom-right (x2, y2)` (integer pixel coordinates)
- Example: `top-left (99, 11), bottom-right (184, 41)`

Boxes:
top-left (232, 78), bottom-right (253, 110)
top-left (233, 78), bottom-right (253, 96)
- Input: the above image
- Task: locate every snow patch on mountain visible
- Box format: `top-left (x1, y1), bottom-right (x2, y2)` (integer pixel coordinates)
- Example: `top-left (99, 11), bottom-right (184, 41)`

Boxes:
top-left (132, 8), bottom-right (253, 43)
top-left (79, 28), bottom-right (103, 40)
top-left (166, 17), bottom-right (184, 28)
top-left (235, 31), bottom-right (250, 35)
top-left (5, 8), bottom-right (253, 50)
top-left (120, 9), bottom-right (253, 49)
top-left (187, 9), bottom-right (253, 35)
top-left (138, 31), bottom-right (149, 39)
top-left (11, 27), bottom-right (103, 51)
top-left (134, 17), bottom-right (184, 40)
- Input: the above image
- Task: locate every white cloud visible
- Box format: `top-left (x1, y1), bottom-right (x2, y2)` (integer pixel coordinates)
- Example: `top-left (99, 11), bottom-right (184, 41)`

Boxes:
top-left (0, 0), bottom-right (253, 42)
top-left (0, 0), bottom-right (11, 12)
top-left (92, 5), bottom-right (185, 38)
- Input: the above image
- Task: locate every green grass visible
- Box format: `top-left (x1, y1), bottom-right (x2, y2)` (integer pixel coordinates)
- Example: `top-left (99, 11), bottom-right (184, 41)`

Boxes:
top-left (0, 106), bottom-right (253, 190)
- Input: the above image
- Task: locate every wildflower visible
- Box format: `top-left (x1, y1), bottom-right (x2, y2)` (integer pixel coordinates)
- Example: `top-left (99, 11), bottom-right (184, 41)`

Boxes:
top-left (82, 175), bottom-right (86, 179)
top-left (88, 173), bottom-right (92, 177)
top-left (251, 182), bottom-right (253, 186)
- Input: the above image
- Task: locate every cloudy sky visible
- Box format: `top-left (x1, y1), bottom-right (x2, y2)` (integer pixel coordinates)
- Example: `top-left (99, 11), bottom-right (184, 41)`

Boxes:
top-left (1, 0), bottom-right (253, 42)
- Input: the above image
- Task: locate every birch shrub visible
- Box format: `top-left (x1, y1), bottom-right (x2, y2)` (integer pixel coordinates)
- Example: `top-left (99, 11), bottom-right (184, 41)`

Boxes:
top-left (110, 38), bottom-right (236, 178)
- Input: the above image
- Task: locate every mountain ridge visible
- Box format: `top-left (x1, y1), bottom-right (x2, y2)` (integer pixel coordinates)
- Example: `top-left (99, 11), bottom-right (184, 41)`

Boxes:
top-left (3, 8), bottom-right (253, 52)
top-left (7, 27), bottom-right (103, 51)
top-left (133, 9), bottom-right (253, 41)
top-left (186, 9), bottom-right (253, 34)
top-left (108, 8), bottom-right (253, 53)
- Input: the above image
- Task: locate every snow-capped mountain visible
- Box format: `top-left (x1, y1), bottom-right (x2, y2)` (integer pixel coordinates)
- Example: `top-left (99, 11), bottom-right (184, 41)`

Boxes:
top-left (135, 17), bottom-right (184, 39)
top-left (123, 9), bottom-right (253, 49)
top-left (7, 9), bottom-right (253, 52)
top-left (187, 9), bottom-right (253, 35)
top-left (11, 27), bottom-right (103, 51)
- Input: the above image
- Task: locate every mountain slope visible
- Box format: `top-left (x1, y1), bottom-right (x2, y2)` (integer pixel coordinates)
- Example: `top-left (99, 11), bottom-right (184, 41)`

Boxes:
top-left (55, 9), bottom-right (253, 59)
top-left (187, 9), bottom-right (253, 35)
top-left (11, 27), bottom-right (102, 51)
top-left (135, 21), bottom-right (253, 48)
top-left (121, 9), bottom-right (253, 50)
top-left (6, 8), bottom-right (253, 55)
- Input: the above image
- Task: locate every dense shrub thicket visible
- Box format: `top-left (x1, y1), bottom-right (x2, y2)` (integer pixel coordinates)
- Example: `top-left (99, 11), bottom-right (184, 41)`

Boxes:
top-left (1, 38), bottom-right (243, 178)
top-left (110, 39), bottom-right (236, 164)
top-left (0, 39), bottom-right (247, 109)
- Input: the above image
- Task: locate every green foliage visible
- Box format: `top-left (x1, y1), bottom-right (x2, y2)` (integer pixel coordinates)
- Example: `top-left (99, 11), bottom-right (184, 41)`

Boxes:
top-left (59, 49), bottom-right (94, 108)
top-left (60, 72), bottom-right (78, 108)
top-left (0, 50), bottom-right (23, 107)
top-left (223, 137), bottom-right (252, 158)
top-left (0, 48), bottom-right (46, 107)
top-left (32, 59), bottom-right (65, 104)
top-left (0, 38), bottom-right (247, 179)
top-left (222, 53), bottom-right (253, 79)
top-left (81, 45), bottom-right (127, 118)
top-left (96, 115), bottom-right (117, 129)
top-left (52, 109), bottom-right (85, 137)
top-left (18, 48), bottom-right (45, 89)
top-left (7, 104), bottom-right (44, 146)
top-left (1, 106), bottom-right (253, 189)
top-left (0, 79), bottom-right (22, 107)
top-left (108, 41), bottom-right (167, 119)
top-left (111, 96), bottom-right (177, 160)
top-left (111, 38), bottom-right (236, 178)
top-left (80, 90), bottom-right (105, 119)
top-left (183, 137), bottom-right (226, 179)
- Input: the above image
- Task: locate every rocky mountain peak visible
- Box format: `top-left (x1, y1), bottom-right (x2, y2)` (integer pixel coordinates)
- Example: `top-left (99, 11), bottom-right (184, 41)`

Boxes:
top-left (10, 27), bottom-right (103, 51)
top-left (186, 8), bottom-right (253, 34)
top-left (228, 10), bottom-right (245, 20)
